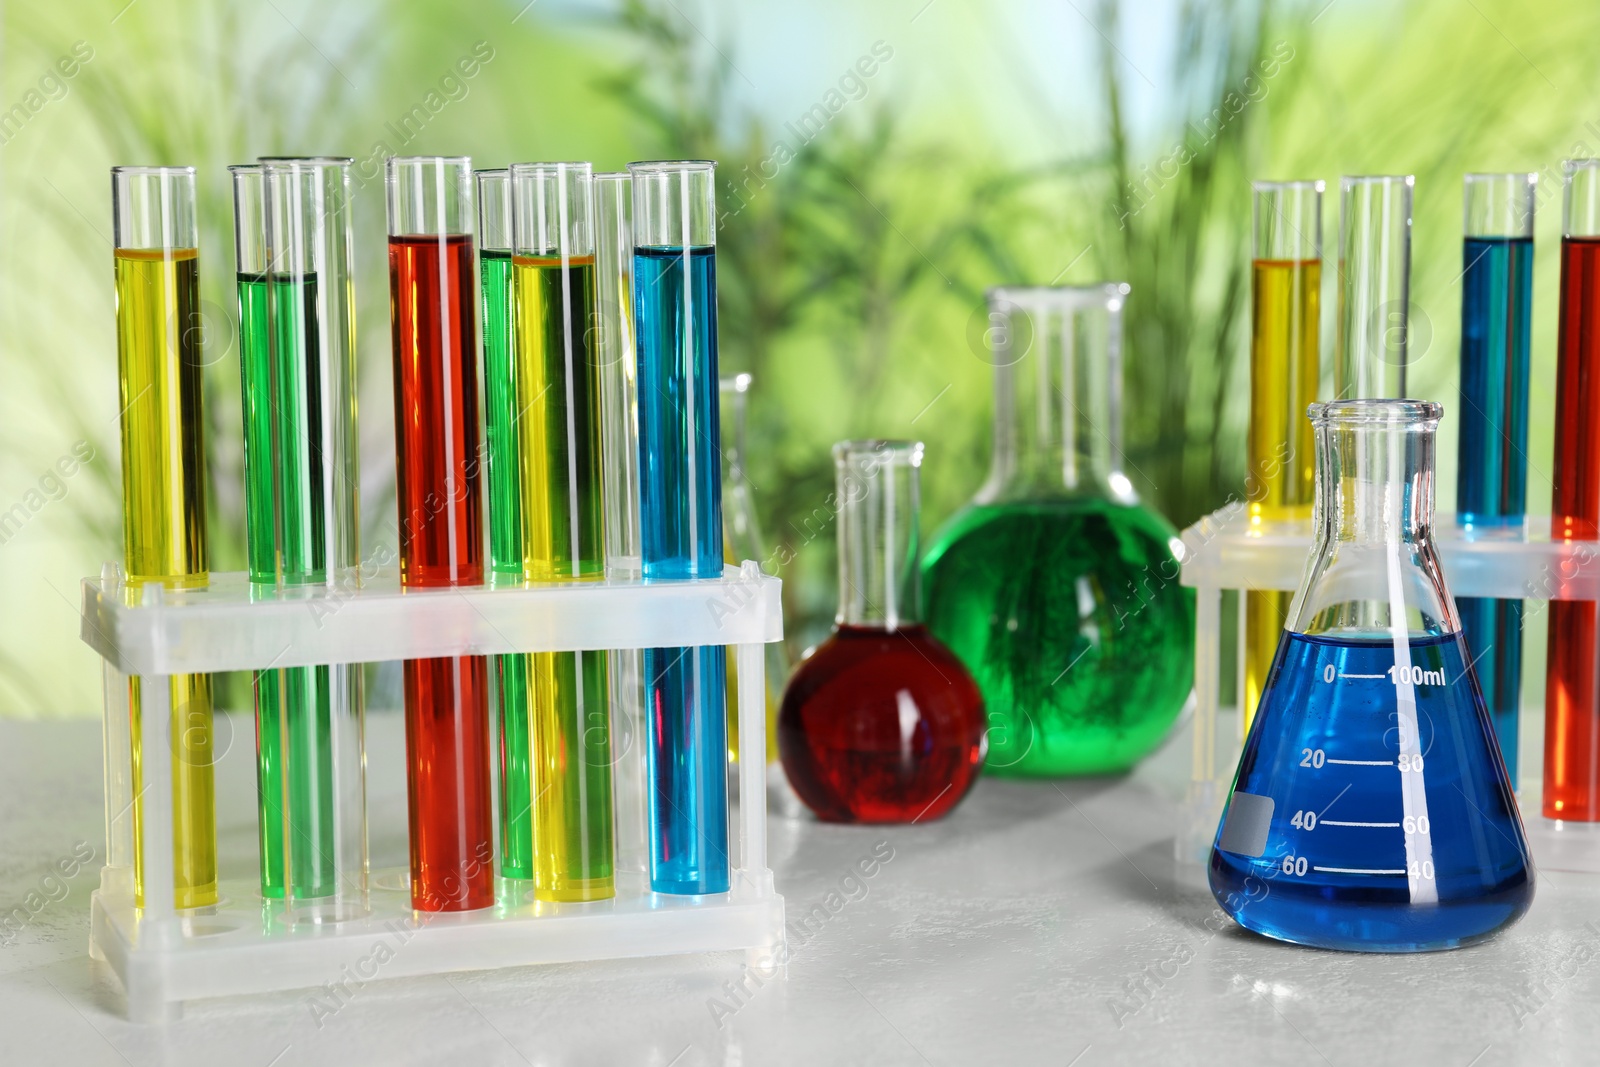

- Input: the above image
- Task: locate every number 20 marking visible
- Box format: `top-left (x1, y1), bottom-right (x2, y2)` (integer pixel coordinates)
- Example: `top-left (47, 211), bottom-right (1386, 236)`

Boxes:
top-left (1300, 748), bottom-right (1325, 768)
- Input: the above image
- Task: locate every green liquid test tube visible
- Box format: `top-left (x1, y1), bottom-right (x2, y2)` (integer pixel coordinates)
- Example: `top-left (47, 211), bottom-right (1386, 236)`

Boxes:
top-left (478, 169), bottom-right (535, 880)
top-left (231, 159), bottom-right (365, 915)
top-left (511, 161), bottom-right (614, 903)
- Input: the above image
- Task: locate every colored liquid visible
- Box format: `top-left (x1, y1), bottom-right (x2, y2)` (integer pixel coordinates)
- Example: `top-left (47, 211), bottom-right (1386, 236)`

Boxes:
top-left (115, 247), bottom-right (215, 910)
top-left (778, 625), bottom-right (987, 823)
top-left (1458, 236), bottom-right (1533, 789)
top-left (389, 233), bottom-right (492, 911)
top-left (403, 657), bottom-right (493, 910)
top-left (642, 645), bottom-right (729, 893)
top-left (635, 245), bottom-right (729, 895)
top-left (479, 248), bottom-right (534, 878)
top-left (481, 250), bottom-right (523, 574)
top-left (389, 234), bottom-right (483, 589)
top-left (1210, 631), bottom-right (1532, 952)
top-left (513, 252), bottom-right (613, 902)
top-left (1245, 257), bottom-right (1320, 732)
top-left (1547, 235), bottom-right (1600, 820)
top-left (921, 497), bottom-right (1194, 776)
top-left (116, 249), bottom-right (207, 585)
top-left (237, 271), bottom-right (341, 900)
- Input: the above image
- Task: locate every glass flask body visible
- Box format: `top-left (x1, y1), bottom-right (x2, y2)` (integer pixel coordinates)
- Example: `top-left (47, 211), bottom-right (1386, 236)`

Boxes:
top-left (1210, 400), bottom-right (1533, 953)
top-left (921, 285), bottom-right (1193, 776)
top-left (779, 442), bottom-right (987, 823)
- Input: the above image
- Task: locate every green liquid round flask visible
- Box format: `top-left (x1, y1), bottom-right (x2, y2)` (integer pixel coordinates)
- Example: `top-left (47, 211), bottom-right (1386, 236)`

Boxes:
top-left (922, 285), bottom-right (1194, 776)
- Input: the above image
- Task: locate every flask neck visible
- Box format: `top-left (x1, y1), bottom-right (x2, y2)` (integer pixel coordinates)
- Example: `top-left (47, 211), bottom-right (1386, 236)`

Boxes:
top-left (1316, 418), bottom-right (1435, 546)
top-left (835, 441), bottom-right (923, 630)
top-left (1290, 400), bottom-right (1457, 637)
top-left (980, 286), bottom-right (1135, 504)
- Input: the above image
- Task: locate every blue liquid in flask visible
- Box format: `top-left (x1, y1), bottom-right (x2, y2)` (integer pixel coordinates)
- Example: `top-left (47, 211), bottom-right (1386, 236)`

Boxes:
top-left (1210, 630), bottom-right (1533, 953)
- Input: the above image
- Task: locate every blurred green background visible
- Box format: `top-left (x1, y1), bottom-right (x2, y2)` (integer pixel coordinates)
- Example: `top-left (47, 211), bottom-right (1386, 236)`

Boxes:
top-left (1, 0), bottom-right (1596, 716)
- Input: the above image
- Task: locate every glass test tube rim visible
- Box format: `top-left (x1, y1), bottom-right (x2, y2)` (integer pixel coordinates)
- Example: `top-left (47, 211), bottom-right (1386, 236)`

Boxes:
top-left (988, 281), bottom-right (1129, 311)
top-left (259, 156), bottom-right (356, 166)
top-left (1253, 180), bottom-right (1322, 254)
top-left (1341, 173), bottom-right (1415, 190)
top-left (476, 169), bottom-right (513, 252)
top-left (1252, 178), bottom-right (1325, 193)
top-left (385, 156), bottom-right (473, 238)
top-left (111, 164), bottom-right (196, 177)
top-left (509, 160), bottom-right (593, 176)
top-left (1463, 171), bottom-right (1537, 238)
top-left (1308, 397), bottom-right (1442, 427)
top-left (1561, 159), bottom-right (1600, 237)
top-left (832, 438), bottom-right (925, 466)
top-left (627, 159), bottom-right (716, 174)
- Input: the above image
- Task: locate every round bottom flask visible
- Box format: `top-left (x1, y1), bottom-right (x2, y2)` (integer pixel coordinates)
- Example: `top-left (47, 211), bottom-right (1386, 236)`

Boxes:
top-left (778, 442), bottom-right (987, 824)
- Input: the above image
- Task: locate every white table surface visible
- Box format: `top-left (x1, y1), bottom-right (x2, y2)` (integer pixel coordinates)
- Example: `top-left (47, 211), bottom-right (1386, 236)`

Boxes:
top-left (3, 712), bottom-right (1597, 1066)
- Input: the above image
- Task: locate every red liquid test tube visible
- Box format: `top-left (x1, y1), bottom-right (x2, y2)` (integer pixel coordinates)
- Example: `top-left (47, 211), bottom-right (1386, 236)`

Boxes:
top-left (1548, 159), bottom-right (1600, 821)
top-left (386, 156), bottom-right (493, 910)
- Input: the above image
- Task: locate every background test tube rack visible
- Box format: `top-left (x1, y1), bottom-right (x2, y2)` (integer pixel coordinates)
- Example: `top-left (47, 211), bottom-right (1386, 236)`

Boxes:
top-left (1178, 503), bottom-right (1600, 875)
top-left (81, 559), bottom-right (786, 1022)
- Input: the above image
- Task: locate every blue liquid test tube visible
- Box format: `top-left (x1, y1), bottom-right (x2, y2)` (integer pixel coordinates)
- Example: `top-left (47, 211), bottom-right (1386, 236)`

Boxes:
top-left (1456, 172), bottom-right (1536, 787)
top-left (629, 160), bottom-right (730, 895)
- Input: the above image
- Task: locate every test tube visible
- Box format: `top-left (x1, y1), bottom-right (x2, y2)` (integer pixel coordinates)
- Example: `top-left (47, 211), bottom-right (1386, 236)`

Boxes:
top-left (477, 168), bottom-right (535, 880)
top-left (595, 170), bottom-right (648, 875)
top-left (629, 160), bottom-right (729, 896)
top-left (386, 156), bottom-right (493, 911)
top-left (234, 157), bottom-right (366, 916)
top-left (1547, 159), bottom-right (1600, 821)
top-left (510, 162), bottom-right (615, 902)
top-left (113, 166), bottom-right (216, 912)
top-left (1336, 175), bottom-right (1414, 399)
top-left (1458, 172), bottom-right (1536, 789)
top-left (720, 374), bottom-right (786, 763)
top-left (1243, 180), bottom-right (1322, 733)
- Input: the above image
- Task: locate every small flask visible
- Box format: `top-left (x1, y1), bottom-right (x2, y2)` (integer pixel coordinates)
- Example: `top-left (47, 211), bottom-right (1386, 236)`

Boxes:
top-left (779, 441), bottom-right (987, 823)
top-left (1210, 399), bottom-right (1533, 952)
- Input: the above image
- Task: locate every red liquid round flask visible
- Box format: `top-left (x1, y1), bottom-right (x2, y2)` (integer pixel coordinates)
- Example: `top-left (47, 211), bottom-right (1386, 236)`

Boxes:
top-left (779, 442), bottom-right (987, 823)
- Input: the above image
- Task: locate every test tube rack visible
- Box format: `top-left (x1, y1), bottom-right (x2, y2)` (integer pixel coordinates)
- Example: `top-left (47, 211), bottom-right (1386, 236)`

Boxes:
top-left (81, 560), bottom-right (786, 1022)
top-left (1178, 503), bottom-right (1600, 875)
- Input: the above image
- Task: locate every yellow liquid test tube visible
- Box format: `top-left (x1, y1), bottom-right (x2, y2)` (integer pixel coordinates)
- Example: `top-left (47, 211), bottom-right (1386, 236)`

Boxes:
top-left (113, 165), bottom-right (216, 910)
top-left (1244, 181), bottom-right (1322, 734)
top-left (512, 163), bottom-right (615, 904)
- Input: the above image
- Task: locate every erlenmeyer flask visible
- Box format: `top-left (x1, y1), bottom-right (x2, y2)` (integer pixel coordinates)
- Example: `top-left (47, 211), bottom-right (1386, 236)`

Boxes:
top-left (1210, 400), bottom-right (1533, 952)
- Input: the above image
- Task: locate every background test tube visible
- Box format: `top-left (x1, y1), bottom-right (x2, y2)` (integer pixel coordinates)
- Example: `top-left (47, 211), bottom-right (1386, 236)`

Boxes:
top-left (477, 168), bottom-right (535, 880)
top-left (1547, 159), bottom-right (1600, 821)
top-left (1243, 180), bottom-right (1322, 734)
top-left (1336, 174), bottom-right (1414, 400)
top-left (1457, 172), bottom-right (1535, 789)
top-left (232, 157), bottom-right (366, 916)
top-left (512, 162), bottom-right (615, 902)
top-left (630, 160), bottom-right (730, 896)
top-left (112, 165), bottom-right (216, 911)
top-left (387, 156), bottom-right (493, 911)
top-left (596, 171), bottom-right (649, 876)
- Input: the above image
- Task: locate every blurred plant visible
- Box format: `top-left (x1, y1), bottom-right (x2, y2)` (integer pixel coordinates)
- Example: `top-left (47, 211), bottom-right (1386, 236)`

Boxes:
top-left (599, 0), bottom-right (1007, 653)
top-left (1091, 0), bottom-right (1302, 527)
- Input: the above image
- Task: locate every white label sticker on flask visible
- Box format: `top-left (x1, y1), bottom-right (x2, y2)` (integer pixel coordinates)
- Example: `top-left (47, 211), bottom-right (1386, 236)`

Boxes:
top-left (1218, 791), bottom-right (1274, 857)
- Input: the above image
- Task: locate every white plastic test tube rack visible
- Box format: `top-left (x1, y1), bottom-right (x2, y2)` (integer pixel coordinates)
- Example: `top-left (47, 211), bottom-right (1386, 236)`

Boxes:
top-left (82, 559), bottom-right (786, 1022)
top-left (1178, 503), bottom-right (1600, 875)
